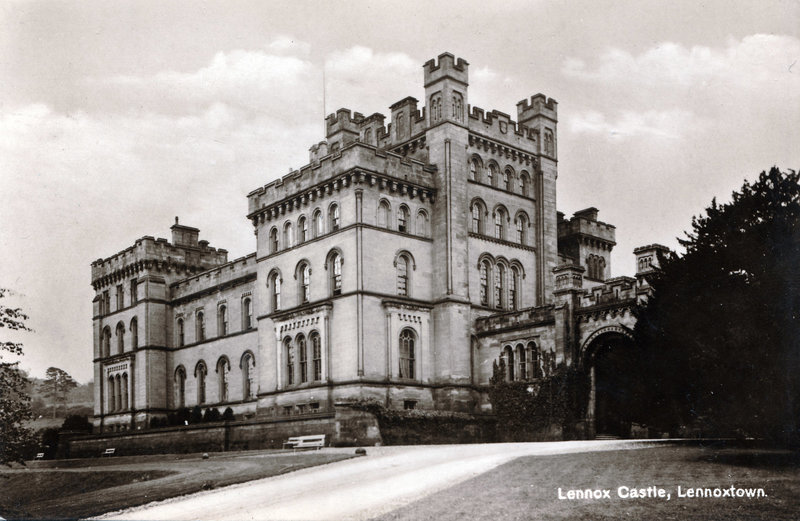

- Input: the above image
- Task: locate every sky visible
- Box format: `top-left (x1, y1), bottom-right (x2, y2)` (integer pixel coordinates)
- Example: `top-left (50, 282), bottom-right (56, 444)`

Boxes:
top-left (1, 0), bottom-right (798, 383)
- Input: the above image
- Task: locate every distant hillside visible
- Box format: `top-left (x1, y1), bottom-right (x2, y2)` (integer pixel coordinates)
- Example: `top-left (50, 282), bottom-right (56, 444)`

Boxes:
top-left (24, 374), bottom-right (94, 421)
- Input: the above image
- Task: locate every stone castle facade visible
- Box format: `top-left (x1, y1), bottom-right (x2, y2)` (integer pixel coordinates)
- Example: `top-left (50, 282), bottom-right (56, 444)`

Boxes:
top-left (91, 53), bottom-right (667, 438)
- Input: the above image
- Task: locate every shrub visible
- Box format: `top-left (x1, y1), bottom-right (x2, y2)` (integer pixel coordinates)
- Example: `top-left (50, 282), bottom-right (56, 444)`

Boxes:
top-left (190, 406), bottom-right (203, 424)
top-left (203, 408), bottom-right (221, 422)
top-left (61, 415), bottom-right (92, 433)
top-left (222, 407), bottom-right (235, 421)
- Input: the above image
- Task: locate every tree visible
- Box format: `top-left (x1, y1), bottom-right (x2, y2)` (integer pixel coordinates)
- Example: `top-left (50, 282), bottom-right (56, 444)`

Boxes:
top-left (40, 367), bottom-right (78, 419)
top-left (633, 167), bottom-right (800, 443)
top-left (0, 288), bottom-right (35, 465)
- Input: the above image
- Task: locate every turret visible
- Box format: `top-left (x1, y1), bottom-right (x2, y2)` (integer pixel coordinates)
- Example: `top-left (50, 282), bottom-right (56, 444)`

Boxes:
top-left (634, 244), bottom-right (671, 275)
top-left (517, 94), bottom-right (558, 159)
top-left (423, 53), bottom-right (469, 127)
top-left (325, 109), bottom-right (364, 151)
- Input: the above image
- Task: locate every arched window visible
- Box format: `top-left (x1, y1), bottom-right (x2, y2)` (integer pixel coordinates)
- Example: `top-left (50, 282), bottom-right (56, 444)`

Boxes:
top-left (217, 357), bottom-right (230, 402)
top-left (479, 260), bottom-right (490, 306)
top-left (175, 366), bottom-right (186, 408)
top-left (471, 201), bottom-right (484, 234)
top-left (487, 163), bottom-right (496, 185)
top-left (122, 373), bottom-right (129, 410)
top-left (494, 264), bottom-right (505, 309)
top-left (107, 376), bottom-right (115, 411)
top-left (399, 329), bottom-right (416, 379)
top-left (529, 342), bottom-right (540, 378)
top-left (494, 208), bottom-right (506, 240)
top-left (510, 267), bottom-right (520, 310)
top-left (544, 130), bottom-right (554, 156)
top-left (501, 168), bottom-right (510, 191)
top-left (269, 227), bottom-right (278, 254)
top-left (130, 317), bottom-right (138, 349)
top-left (116, 322), bottom-right (125, 354)
top-left (270, 272), bottom-right (281, 311)
top-left (298, 216), bottom-right (308, 244)
top-left (329, 252), bottom-right (342, 296)
top-left (396, 112), bottom-right (405, 138)
top-left (102, 326), bottom-right (111, 357)
top-left (504, 345), bottom-right (515, 382)
top-left (176, 318), bottom-right (185, 347)
top-left (515, 212), bottom-right (528, 244)
top-left (364, 127), bottom-right (372, 144)
top-left (397, 205), bottom-right (409, 233)
top-left (284, 337), bottom-right (295, 386)
top-left (329, 203), bottom-right (340, 232)
top-left (598, 257), bottom-right (606, 280)
top-left (115, 374), bottom-right (122, 411)
top-left (242, 352), bottom-right (255, 399)
top-left (297, 334), bottom-right (308, 383)
top-left (520, 171), bottom-right (531, 196)
top-left (299, 263), bottom-right (311, 303)
top-left (377, 200), bottom-right (390, 228)
top-left (196, 311), bottom-right (205, 342)
top-left (196, 361), bottom-right (207, 404)
top-left (218, 304), bottom-right (227, 336)
top-left (313, 209), bottom-right (323, 238)
top-left (516, 344), bottom-right (527, 380)
top-left (283, 221), bottom-right (293, 249)
top-left (469, 158), bottom-right (479, 181)
top-left (430, 94), bottom-right (442, 123)
top-left (242, 298), bottom-right (252, 330)
top-left (311, 331), bottom-right (322, 381)
top-left (397, 254), bottom-right (409, 296)
top-left (416, 210), bottom-right (429, 237)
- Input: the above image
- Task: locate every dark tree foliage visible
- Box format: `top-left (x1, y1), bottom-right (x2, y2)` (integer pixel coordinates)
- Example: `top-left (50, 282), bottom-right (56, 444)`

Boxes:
top-left (0, 288), bottom-right (35, 465)
top-left (61, 415), bottom-right (93, 433)
top-left (634, 167), bottom-right (800, 443)
top-left (39, 367), bottom-right (78, 419)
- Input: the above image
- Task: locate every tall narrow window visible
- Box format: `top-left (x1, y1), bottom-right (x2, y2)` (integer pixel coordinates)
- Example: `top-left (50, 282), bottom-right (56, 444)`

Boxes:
top-left (311, 332), bottom-right (322, 381)
top-left (398, 206), bottom-right (409, 233)
top-left (269, 227), bottom-right (278, 253)
top-left (115, 375), bottom-right (122, 411)
top-left (298, 334), bottom-right (308, 383)
top-left (218, 305), bottom-right (227, 336)
top-left (487, 164), bottom-right (494, 185)
top-left (510, 267), bottom-right (520, 310)
top-left (102, 290), bottom-right (110, 315)
top-left (301, 264), bottom-right (311, 303)
top-left (504, 346), bottom-right (515, 381)
top-left (472, 203), bottom-right (483, 234)
top-left (399, 329), bottom-right (416, 379)
top-left (520, 172), bottom-right (530, 196)
top-left (314, 210), bottom-right (323, 237)
top-left (116, 322), bottom-right (125, 354)
top-left (270, 273), bottom-right (281, 311)
top-left (283, 222), bottom-right (293, 249)
top-left (122, 373), bottom-right (129, 410)
top-left (480, 261), bottom-right (490, 306)
top-left (285, 337), bottom-right (295, 386)
top-left (196, 311), bottom-right (205, 342)
top-left (397, 255), bottom-right (409, 296)
top-left (516, 344), bottom-right (527, 380)
top-left (416, 210), bottom-right (429, 237)
top-left (217, 358), bottom-right (229, 402)
top-left (494, 209), bottom-right (506, 240)
top-left (177, 319), bottom-right (185, 347)
top-left (516, 214), bottom-right (527, 244)
top-left (377, 201), bottom-right (390, 228)
top-left (107, 376), bottom-right (115, 411)
top-left (330, 253), bottom-right (342, 296)
top-left (501, 168), bottom-right (510, 190)
top-left (298, 216), bottom-right (308, 243)
top-left (242, 298), bottom-right (252, 330)
top-left (242, 353), bottom-right (255, 399)
top-left (102, 327), bottom-right (111, 357)
top-left (469, 159), bottom-right (478, 181)
top-left (196, 361), bottom-right (207, 404)
top-left (495, 265), bottom-right (505, 309)
top-left (130, 317), bottom-right (138, 349)
top-left (175, 366), bottom-right (186, 408)
top-left (329, 204), bottom-right (340, 231)
top-left (130, 279), bottom-right (138, 304)
top-left (116, 285), bottom-right (124, 310)
top-left (529, 342), bottom-right (540, 378)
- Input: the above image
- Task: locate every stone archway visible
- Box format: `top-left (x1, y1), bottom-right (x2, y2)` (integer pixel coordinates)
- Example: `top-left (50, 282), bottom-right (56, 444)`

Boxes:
top-left (582, 326), bottom-right (638, 438)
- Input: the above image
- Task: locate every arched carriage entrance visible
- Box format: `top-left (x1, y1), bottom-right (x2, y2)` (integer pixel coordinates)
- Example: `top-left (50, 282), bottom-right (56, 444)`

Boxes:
top-left (582, 326), bottom-right (638, 438)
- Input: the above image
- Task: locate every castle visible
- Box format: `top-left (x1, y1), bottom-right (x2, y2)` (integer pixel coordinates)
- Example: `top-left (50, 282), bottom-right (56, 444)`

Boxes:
top-left (90, 53), bottom-right (667, 440)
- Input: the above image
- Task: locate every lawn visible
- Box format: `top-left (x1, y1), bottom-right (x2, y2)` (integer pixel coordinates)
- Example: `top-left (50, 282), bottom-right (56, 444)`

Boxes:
top-left (0, 450), bottom-right (354, 520)
top-left (375, 441), bottom-right (800, 521)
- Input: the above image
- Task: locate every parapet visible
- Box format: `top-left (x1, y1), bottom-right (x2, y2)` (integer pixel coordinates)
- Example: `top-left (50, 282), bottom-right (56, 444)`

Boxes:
top-left (517, 93), bottom-right (558, 124)
top-left (579, 276), bottom-right (638, 308)
top-left (170, 252), bottom-right (257, 301)
top-left (423, 52), bottom-right (469, 88)
top-left (467, 105), bottom-right (538, 152)
top-left (557, 208), bottom-right (616, 245)
top-left (326, 109), bottom-right (364, 150)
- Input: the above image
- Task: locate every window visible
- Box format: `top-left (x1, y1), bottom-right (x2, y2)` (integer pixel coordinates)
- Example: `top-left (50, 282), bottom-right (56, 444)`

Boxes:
top-left (516, 344), bottom-right (527, 380)
top-left (298, 334), bottom-right (308, 383)
top-left (242, 298), bottom-right (252, 330)
top-left (504, 345), bottom-right (515, 381)
top-left (396, 112), bottom-right (405, 138)
top-left (471, 202), bottom-right (483, 234)
top-left (298, 216), bottom-right (308, 243)
top-left (116, 322), bottom-right (125, 354)
top-left (494, 208), bottom-right (506, 240)
top-left (107, 376), bottom-right (115, 411)
top-left (403, 400), bottom-right (417, 410)
top-left (177, 318), bottom-right (185, 347)
top-left (501, 168), bottom-right (510, 191)
top-left (270, 272), bottom-right (281, 311)
top-left (311, 331), bottom-right (322, 381)
top-left (364, 128), bottom-right (372, 144)
top-left (269, 227), bottom-right (278, 254)
top-left (329, 252), bottom-right (342, 296)
top-left (399, 329), bottom-right (416, 379)
top-left (480, 260), bottom-right (490, 306)
top-left (217, 357), bottom-right (229, 402)
top-left (130, 317), bottom-right (138, 349)
top-left (529, 342), bottom-right (540, 378)
top-left (416, 210), bottom-right (429, 237)
top-left (196, 311), bottom-right (205, 341)
top-left (242, 352), bottom-right (255, 399)
top-left (469, 158), bottom-right (479, 181)
top-left (377, 200), bottom-right (390, 228)
top-left (102, 290), bottom-right (110, 315)
top-left (397, 255), bottom-right (409, 296)
top-left (175, 366), bottom-right (186, 408)
top-left (283, 222), bottom-right (293, 249)
top-left (520, 171), bottom-right (530, 196)
top-left (300, 263), bottom-right (311, 303)
top-left (218, 305), bottom-right (227, 336)
top-left (115, 374), bottom-right (122, 410)
top-left (494, 264), bottom-right (505, 309)
top-left (196, 361), bottom-right (207, 404)
top-left (285, 337), bottom-right (294, 386)
top-left (116, 285), bottom-right (124, 310)
top-left (510, 267), bottom-right (520, 310)
top-left (314, 210), bottom-right (323, 237)
top-left (130, 279), bottom-right (138, 304)
top-left (329, 203), bottom-right (340, 231)
top-left (102, 326), bottom-right (111, 357)
top-left (515, 213), bottom-right (528, 244)
top-left (398, 205), bottom-right (409, 233)
top-left (487, 164), bottom-right (495, 185)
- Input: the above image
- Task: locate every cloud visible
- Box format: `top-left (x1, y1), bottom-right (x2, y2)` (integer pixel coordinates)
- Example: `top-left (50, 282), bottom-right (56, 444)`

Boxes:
top-left (569, 109), bottom-right (700, 140)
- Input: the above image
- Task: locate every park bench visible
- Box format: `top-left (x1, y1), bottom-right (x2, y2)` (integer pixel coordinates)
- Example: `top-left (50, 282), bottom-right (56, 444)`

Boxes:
top-left (102, 448), bottom-right (116, 457)
top-left (282, 434), bottom-right (325, 451)
top-left (34, 453), bottom-right (44, 460)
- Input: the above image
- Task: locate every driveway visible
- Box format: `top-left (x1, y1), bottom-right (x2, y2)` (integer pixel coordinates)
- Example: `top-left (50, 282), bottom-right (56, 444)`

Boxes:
top-left (97, 440), bottom-right (654, 521)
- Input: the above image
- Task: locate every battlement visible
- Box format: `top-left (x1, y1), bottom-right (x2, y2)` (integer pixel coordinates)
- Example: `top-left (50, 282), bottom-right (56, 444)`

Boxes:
top-left (468, 105), bottom-right (538, 152)
top-left (326, 109), bottom-right (364, 150)
top-left (517, 93), bottom-right (558, 124)
top-left (170, 252), bottom-right (257, 301)
top-left (475, 305), bottom-right (556, 334)
top-left (247, 141), bottom-right (435, 216)
top-left (579, 276), bottom-right (637, 308)
top-left (423, 52), bottom-right (469, 88)
top-left (557, 208), bottom-right (616, 245)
